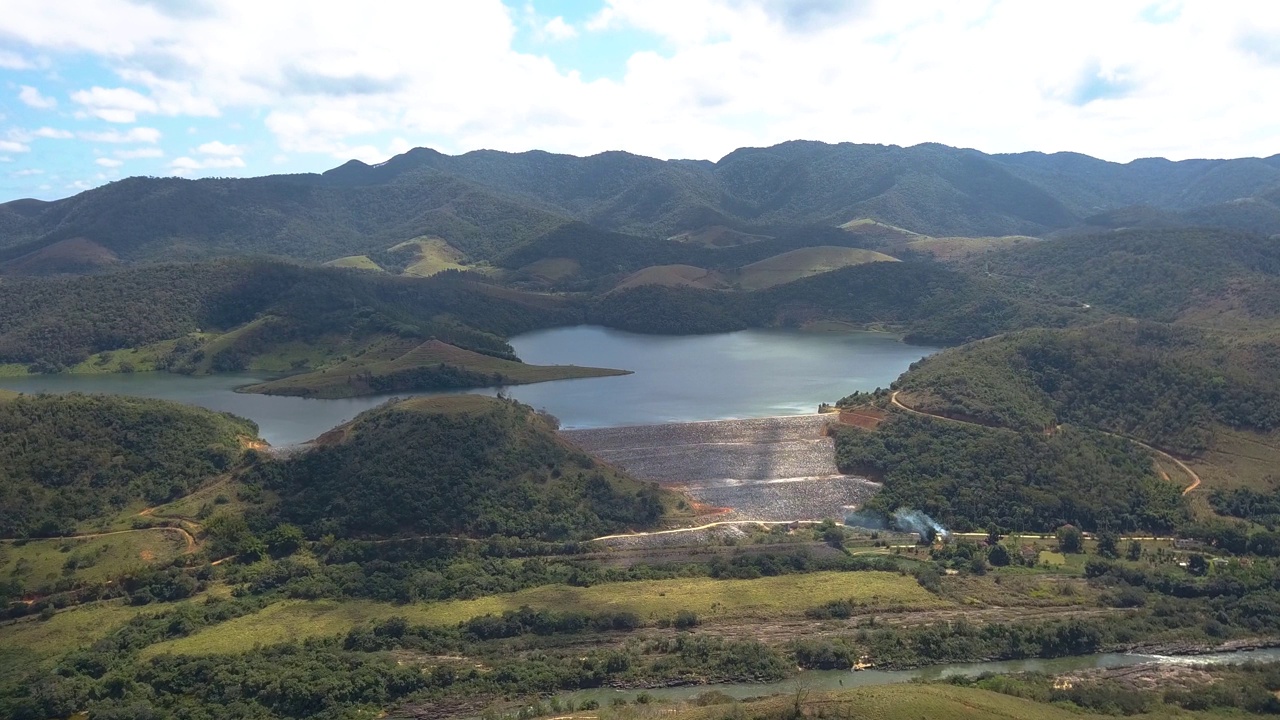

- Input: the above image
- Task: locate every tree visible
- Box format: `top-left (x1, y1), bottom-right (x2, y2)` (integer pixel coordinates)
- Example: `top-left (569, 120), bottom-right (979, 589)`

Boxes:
top-left (1126, 541), bottom-right (1143, 561)
top-left (1096, 530), bottom-right (1119, 559)
top-left (988, 543), bottom-right (1011, 567)
top-left (1057, 525), bottom-right (1084, 554)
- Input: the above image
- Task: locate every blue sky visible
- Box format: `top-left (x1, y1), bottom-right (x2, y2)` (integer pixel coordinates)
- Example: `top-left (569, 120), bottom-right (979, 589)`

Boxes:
top-left (1, 0), bottom-right (1278, 202)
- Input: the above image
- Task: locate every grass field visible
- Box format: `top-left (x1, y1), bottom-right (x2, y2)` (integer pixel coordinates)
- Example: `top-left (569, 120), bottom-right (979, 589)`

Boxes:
top-left (0, 602), bottom-right (156, 677)
top-left (324, 255), bottom-right (385, 271)
top-left (736, 247), bottom-right (899, 290)
top-left (390, 237), bottom-right (469, 277)
top-left (68, 335), bottom-right (211, 374)
top-left (520, 257), bottom-right (581, 282)
top-left (906, 235), bottom-right (1040, 261)
top-left (0, 531), bottom-right (188, 589)
top-left (614, 265), bottom-right (728, 291)
top-left (143, 571), bottom-right (944, 657)
top-left (240, 339), bottom-right (629, 398)
top-left (646, 683), bottom-right (1168, 720)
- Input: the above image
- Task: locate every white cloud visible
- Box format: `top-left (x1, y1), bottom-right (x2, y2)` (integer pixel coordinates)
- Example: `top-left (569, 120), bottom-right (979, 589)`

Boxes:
top-left (33, 127), bottom-right (74, 139)
top-left (18, 85), bottom-right (58, 109)
top-left (95, 157), bottom-right (124, 167)
top-left (0, 157), bottom-right (11, 163)
top-left (169, 154), bottom-right (246, 175)
top-left (542, 16), bottom-right (577, 40)
top-left (115, 147), bottom-right (165, 159)
top-left (0, 51), bottom-right (34, 69)
top-left (2, 0), bottom-right (1279, 164)
top-left (196, 140), bottom-right (245, 156)
top-left (79, 127), bottom-right (162, 143)
top-left (0, 140), bottom-right (31, 154)
top-left (71, 86), bottom-right (157, 123)
top-left (12, 168), bottom-right (44, 176)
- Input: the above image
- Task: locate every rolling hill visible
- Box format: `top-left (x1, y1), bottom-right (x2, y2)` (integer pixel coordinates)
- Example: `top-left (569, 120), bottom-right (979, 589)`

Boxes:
top-left (0, 393), bottom-right (256, 537)
top-left (0, 259), bottom-right (585, 372)
top-left (247, 395), bottom-right (670, 540)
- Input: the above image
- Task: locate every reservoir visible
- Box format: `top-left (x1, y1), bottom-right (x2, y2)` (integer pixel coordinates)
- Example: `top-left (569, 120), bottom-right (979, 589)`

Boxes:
top-left (0, 326), bottom-right (936, 445)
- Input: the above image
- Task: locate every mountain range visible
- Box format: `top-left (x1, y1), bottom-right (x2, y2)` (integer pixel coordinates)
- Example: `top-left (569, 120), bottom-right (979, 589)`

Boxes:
top-left (3, 140), bottom-right (1279, 273)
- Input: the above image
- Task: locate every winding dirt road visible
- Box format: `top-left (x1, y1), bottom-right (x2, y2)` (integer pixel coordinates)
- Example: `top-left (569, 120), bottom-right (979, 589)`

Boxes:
top-left (888, 391), bottom-right (1203, 496)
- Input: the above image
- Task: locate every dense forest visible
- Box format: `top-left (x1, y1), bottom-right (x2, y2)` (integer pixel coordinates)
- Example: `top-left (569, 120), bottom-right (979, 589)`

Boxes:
top-left (977, 227), bottom-right (1280, 322)
top-left (592, 261), bottom-right (1086, 345)
top-left (0, 260), bottom-right (583, 370)
top-left (834, 415), bottom-right (1186, 533)
top-left (894, 321), bottom-right (1280, 454)
top-left (244, 396), bottom-right (667, 540)
top-left (0, 394), bottom-right (254, 537)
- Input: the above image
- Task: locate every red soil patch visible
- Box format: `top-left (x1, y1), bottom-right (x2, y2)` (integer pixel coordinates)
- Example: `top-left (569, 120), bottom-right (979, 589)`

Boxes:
top-left (839, 407), bottom-right (886, 430)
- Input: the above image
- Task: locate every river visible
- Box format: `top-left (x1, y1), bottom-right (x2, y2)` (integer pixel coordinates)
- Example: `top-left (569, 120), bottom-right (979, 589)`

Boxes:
top-left (558, 647), bottom-right (1280, 705)
top-left (0, 326), bottom-right (936, 445)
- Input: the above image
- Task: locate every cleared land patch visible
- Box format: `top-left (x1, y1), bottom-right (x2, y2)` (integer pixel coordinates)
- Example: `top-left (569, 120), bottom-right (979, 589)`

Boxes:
top-left (0, 602), bottom-right (155, 676)
top-left (389, 237), bottom-right (468, 277)
top-left (566, 415), bottom-right (878, 522)
top-left (614, 264), bottom-right (729, 291)
top-left (736, 246), bottom-right (899, 290)
top-left (323, 255), bottom-right (385, 271)
top-left (519, 257), bottom-right (580, 282)
top-left (907, 235), bottom-right (1040, 261)
top-left (669, 225), bottom-right (772, 247)
top-left (142, 571), bottom-right (943, 657)
top-left (240, 339), bottom-right (628, 398)
top-left (0, 532), bottom-right (188, 590)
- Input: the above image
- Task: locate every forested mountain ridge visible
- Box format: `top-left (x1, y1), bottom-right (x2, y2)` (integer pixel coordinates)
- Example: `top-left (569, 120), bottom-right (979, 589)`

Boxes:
top-left (4, 141), bottom-right (1280, 270)
top-left (0, 258), bottom-right (584, 371)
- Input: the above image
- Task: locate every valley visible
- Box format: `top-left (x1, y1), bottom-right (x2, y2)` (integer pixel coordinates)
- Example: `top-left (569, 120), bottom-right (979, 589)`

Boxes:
top-left (3, 143), bottom-right (1280, 720)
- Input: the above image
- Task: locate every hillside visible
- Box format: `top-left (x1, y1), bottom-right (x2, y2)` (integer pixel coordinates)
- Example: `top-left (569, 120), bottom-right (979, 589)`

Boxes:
top-left (976, 227), bottom-right (1280, 324)
top-left (245, 395), bottom-right (668, 540)
top-left (5, 141), bottom-right (1280, 271)
top-left (0, 259), bottom-right (584, 372)
top-left (239, 339), bottom-right (629, 398)
top-left (892, 321), bottom-right (1280, 456)
top-left (735, 246), bottom-right (898, 289)
top-left (594, 260), bottom-right (1088, 344)
top-left (0, 393), bottom-right (256, 537)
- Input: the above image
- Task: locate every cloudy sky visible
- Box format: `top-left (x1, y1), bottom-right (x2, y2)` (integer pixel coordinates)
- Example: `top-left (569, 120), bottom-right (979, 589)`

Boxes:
top-left (1, 0), bottom-right (1278, 200)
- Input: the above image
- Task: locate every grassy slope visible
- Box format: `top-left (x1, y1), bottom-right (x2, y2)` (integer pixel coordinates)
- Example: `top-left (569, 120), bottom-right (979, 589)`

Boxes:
top-left (614, 265), bottom-right (728, 291)
top-left (736, 247), bottom-right (899, 290)
top-left (665, 684), bottom-right (1181, 720)
top-left (0, 532), bottom-right (188, 589)
top-left (239, 339), bottom-right (629, 398)
top-left (0, 602), bottom-right (158, 678)
top-left (391, 237), bottom-right (469, 277)
top-left (142, 571), bottom-right (940, 657)
top-left (323, 255), bottom-right (385, 271)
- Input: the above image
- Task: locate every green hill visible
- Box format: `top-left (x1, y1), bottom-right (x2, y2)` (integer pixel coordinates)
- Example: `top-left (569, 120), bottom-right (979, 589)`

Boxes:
top-left (894, 321), bottom-right (1280, 456)
top-left (977, 227), bottom-right (1280, 324)
top-left (240, 339), bottom-right (629, 398)
top-left (246, 395), bottom-right (668, 540)
top-left (0, 393), bottom-right (256, 537)
top-left (593, 261), bottom-right (1088, 344)
top-left (0, 259), bottom-right (584, 372)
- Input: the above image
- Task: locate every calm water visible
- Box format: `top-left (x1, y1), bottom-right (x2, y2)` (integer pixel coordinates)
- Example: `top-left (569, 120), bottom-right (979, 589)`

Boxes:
top-left (0, 326), bottom-right (935, 445)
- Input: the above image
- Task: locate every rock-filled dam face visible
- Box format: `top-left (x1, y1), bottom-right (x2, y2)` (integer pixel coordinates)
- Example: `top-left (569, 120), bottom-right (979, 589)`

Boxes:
top-left (563, 414), bottom-right (879, 522)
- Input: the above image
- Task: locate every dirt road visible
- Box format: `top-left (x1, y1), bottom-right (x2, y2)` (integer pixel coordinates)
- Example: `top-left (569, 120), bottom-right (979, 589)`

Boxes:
top-left (888, 391), bottom-right (1202, 496)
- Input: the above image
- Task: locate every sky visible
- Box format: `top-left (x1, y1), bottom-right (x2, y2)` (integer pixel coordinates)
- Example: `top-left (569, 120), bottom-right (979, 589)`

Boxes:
top-left (1, 0), bottom-right (1279, 201)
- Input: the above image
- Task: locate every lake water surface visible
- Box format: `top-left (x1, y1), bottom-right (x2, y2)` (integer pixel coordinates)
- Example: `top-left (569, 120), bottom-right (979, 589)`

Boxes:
top-left (0, 326), bottom-right (936, 445)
